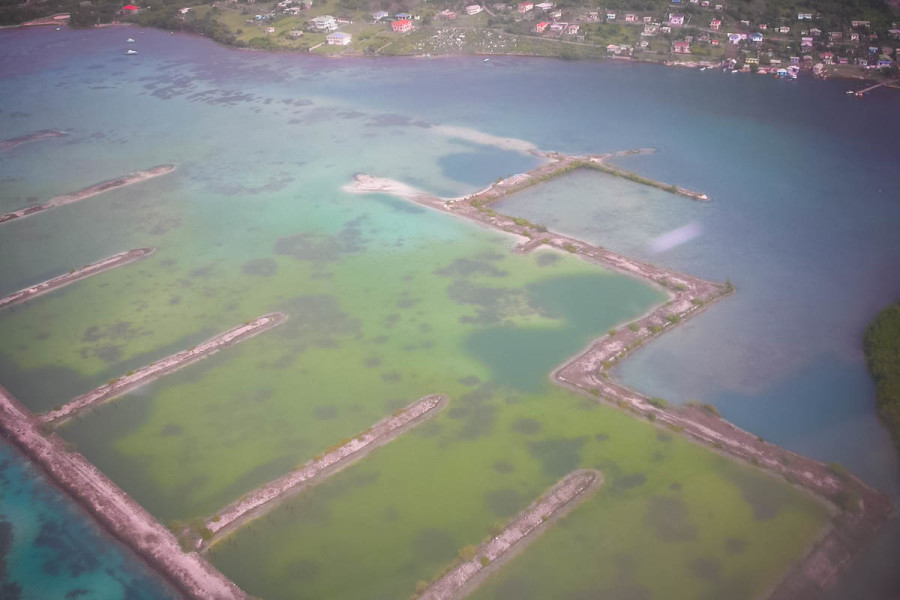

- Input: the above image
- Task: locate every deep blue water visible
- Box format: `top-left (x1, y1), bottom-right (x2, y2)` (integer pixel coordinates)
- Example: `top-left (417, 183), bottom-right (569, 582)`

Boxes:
top-left (1, 25), bottom-right (898, 598)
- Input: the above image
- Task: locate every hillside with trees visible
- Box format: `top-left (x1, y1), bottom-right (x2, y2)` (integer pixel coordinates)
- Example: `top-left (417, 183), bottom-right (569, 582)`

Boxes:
top-left (864, 301), bottom-right (900, 450)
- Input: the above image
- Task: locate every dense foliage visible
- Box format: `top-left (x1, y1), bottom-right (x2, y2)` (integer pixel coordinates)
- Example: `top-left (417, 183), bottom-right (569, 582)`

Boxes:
top-left (864, 301), bottom-right (900, 449)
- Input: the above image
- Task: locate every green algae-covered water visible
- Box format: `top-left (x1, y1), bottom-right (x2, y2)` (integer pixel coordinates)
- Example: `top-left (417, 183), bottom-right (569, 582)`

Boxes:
top-left (0, 26), bottom-right (853, 599)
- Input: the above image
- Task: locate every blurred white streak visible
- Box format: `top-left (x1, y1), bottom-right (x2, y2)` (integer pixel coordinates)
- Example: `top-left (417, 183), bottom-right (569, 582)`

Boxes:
top-left (648, 222), bottom-right (702, 254)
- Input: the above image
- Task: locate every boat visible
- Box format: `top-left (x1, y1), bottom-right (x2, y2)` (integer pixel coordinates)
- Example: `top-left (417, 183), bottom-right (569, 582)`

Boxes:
top-left (846, 89), bottom-right (856, 94)
top-left (483, 58), bottom-right (490, 62)
top-left (127, 38), bottom-right (135, 43)
top-left (55, 27), bottom-right (61, 31)
top-left (126, 49), bottom-right (138, 55)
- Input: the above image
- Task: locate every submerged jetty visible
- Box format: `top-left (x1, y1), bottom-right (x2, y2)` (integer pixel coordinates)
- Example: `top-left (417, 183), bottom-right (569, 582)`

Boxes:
top-left (0, 386), bottom-right (247, 600)
top-left (417, 470), bottom-right (601, 600)
top-left (0, 164), bottom-right (175, 225)
top-left (0, 129), bottom-right (66, 151)
top-left (0, 248), bottom-right (154, 311)
top-left (347, 149), bottom-right (891, 599)
top-left (203, 394), bottom-right (448, 548)
top-left (41, 312), bottom-right (286, 426)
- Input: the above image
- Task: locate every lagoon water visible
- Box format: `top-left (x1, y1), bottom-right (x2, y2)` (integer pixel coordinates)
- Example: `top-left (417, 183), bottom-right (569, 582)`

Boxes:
top-left (1, 25), bottom-right (898, 598)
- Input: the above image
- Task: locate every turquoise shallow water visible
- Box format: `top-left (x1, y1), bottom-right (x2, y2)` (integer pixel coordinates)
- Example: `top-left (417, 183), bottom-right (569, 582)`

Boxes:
top-left (0, 444), bottom-right (178, 600)
top-left (1, 24), bottom-right (899, 598)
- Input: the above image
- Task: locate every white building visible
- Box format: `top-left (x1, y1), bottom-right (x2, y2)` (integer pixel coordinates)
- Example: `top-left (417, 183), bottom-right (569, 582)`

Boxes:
top-left (309, 15), bottom-right (337, 31)
top-left (326, 31), bottom-right (352, 44)
top-left (466, 4), bottom-right (483, 14)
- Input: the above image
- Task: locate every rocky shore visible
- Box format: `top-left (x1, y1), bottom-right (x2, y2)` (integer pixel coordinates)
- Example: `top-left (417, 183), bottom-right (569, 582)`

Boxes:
top-left (0, 164), bottom-right (175, 225)
top-left (41, 312), bottom-right (287, 426)
top-left (203, 394), bottom-right (447, 548)
top-left (0, 248), bottom-right (154, 311)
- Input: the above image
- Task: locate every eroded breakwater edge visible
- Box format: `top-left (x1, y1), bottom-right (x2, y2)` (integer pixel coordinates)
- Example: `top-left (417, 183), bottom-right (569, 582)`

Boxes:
top-left (417, 470), bottom-right (602, 600)
top-left (40, 312), bottom-right (287, 426)
top-left (0, 386), bottom-right (247, 600)
top-left (0, 164), bottom-right (175, 224)
top-left (202, 394), bottom-right (448, 549)
top-left (347, 149), bottom-right (892, 598)
top-left (0, 248), bottom-right (154, 311)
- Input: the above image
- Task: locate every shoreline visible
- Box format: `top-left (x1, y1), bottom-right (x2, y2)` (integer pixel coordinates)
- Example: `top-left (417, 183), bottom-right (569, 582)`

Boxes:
top-left (41, 312), bottom-right (287, 426)
top-left (0, 164), bottom-right (175, 225)
top-left (0, 385), bottom-right (246, 600)
top-left (417, 470), bottom-right (602, 600)
top-left (202, 394), bottom-right (447, 549)
top-left (347, 150), bottom-right (892, 598)
top-left (0, 247), bottom-right (154, 311)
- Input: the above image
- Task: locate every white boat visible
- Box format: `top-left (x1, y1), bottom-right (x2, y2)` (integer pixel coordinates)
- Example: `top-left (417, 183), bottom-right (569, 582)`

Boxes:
top-left (126, 49), bottom-right (138, 55)
top-left (127, 38), bottom-right (136, 43)
top-left (483, 58), bottom-right (490, 62)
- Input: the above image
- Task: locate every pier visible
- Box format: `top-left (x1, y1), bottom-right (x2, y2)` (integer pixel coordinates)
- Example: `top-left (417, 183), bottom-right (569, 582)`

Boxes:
top-left (0, 248), bottom-right (154, 311)
top-left (40, 312), bottom-right (287, 426)
top-left (0, 164), bottom-right (175, 225)
top-left (853, 79), bottom-right (898, 97)
top-left (0, 386), bottom-right (247, 600)
top-left (416, 470), bottom-right (601, 600)
top-left (202, 394), bottom-right (448, 549)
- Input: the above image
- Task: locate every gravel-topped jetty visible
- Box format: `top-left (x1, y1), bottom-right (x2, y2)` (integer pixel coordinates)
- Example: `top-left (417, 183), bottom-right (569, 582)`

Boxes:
top-left (0, 164), bottom-right (175, 225)
top-left (417, 470), bottom-right (601, 600)
top-left (0, 385), bottom-right (247, 600)
top-left (41, 312), bottom-right (287, 426)
top-left (203, 394), bottom-right (448, 549)
top-left (346, 149), bottom-right (892, 599)
top-left (0, 248), bottom-right (154, 311)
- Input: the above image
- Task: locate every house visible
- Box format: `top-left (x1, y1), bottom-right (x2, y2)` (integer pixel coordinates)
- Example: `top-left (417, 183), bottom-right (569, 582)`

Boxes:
top-left (534, 21), bottom-right (548, 32)
top-left (549, 21), bottom-right (565, 31)
top-left (606, 44), bottom-right (620, 53)
top-left (869, 46), bottom-right (879, 54)
top-left (566, 23), bottom-right (579, 34)
top-left (769, 58), bottom-right (781, 65)
top-left (326, 31), bottom-right (351, 44)
top-left (643, 23), bottom-right (659, 35)
top-left (745, 56), bottom-right (759, 64)
top-left (790, 55), bottom-right (800, 63)
top-left (535, 2), bottom-right (553, 10)
top-left (372, 10), bottom-right (389, 20)
top-left (669, 13), bottom-right (684, 26)
top-left (549, 10), bottom-right (561, 19)
top-left (828, 31), bottom-right (842, 39)
top-left (309, 15), bottom-right (337, 31)
top-left (466, 4), bottom-right (482, 14)
top-left (740, 19), bottom-right (750, 26)
top-left (673, 40), bottom-right (691, 53)
top-left (587, 11), bottom-right (599, 21)
top-left (606, 12), bottom-right (616, 21)
top-left (625, 13), bottom-right (638, 23)
top-left (265, 26), bottom-right (275, 33)
top-left (178, 7), bottom-right (191, 14)
top-left (714, 4), bottom-right (723, 10)
top-left (700, 0), bottom-right (709, 6)
top-left (727, 32), bottom-right (744, 44)
top-left (438, 9), bottom-right (456, 19)
top-left (335, 17), bottom-right (351, 24)
top-left (851, 20), bottom-right (870, 28)
top-left (838, 57), bottom-right (849, 64)
top-left (392, 18), bottom-right (412, 32)
top-left (660, 25), bottom-right (672, 33)
top-left (518, 2), bottom-right (533, 12)
top-left (395, 12), bottom-right (411, 19)
top-left (778, 26), bottom-right (790, 34)
top-left (750, 32), bottom-right (763, 43)
top-left (809, 28), bottom-right (821, 36)
top-left (709, 18), bottom-right (721, 30)
top-left (797, 13), bottom-right (812, 20)
top-left (878, 56), bottom-right (894, 67)
top-left (643, 16), bottom-right (653, 23)
top-left (850, 32), bottom-right (860, 41)
top-left (120, 4), bottom-right (139, 14)
top-left (289, 29), bottom-right (303, 37)
top-left (759, 23), bottom-right (767, 30)
top-left (821, 51), bottom-right (834, 63)
top-left (801, 37), bottom-right (813, 47)
top-left (711, 38), bottom-right (719, 45)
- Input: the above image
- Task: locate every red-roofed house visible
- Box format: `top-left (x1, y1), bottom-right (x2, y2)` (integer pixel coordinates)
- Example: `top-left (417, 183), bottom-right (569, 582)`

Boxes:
top-left (122, 4), bottom-right (139, 10)
top-left (673, 40), bottom-right (691, 53)
top-left (534, 21), bottom-right (548, 32)
top-left (709, 18), bottom-right (720, 30)
top-left (392, 18), bottom-right (412, 32)
top-left (518, 2), bottom-right (533, 12)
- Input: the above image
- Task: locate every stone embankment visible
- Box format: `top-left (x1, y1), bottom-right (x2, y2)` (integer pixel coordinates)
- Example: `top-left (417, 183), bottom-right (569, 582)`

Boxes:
top-left (41, 312), bottom-right (286, 426)
top-left (417, 470), bottom-right (601, 600)
top-left (0, 164), bottom-right (175, 225)
top-left (203, 394), bottom-right (447, 548)
top-left (347, 148), bottom-right (892, 599)
top-left (0, 129), bottom-right (66, 151)
top-left (0, 385), bottom-right (247, 600)
top-left (0, 248), bottom-right (154, 311)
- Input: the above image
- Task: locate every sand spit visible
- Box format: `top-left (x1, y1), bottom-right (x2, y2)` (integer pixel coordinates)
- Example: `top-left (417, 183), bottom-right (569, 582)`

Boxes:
top-left (0, 386), bottom-right (246, 600)
top-left (203, 394), bottom-right (447, 548)
top-left (0, 164), bottom-right (176, 225)
top-left (0, 248), bottom-right (154, 311)
top-left (40, 312), bottom-right (287, 426)
top-left (0, 129), bottom-right (66, 151)
top-left (348, 148), bottom-right (892, 598)
top-left (417, 470), bottom-right (601, 600)
top-left (430, 125), bottom-right (540, 156)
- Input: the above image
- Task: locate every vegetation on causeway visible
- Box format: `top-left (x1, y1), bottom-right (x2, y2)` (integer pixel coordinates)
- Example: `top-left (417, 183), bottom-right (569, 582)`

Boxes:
top-left (864, 301), bottom-right (900, 450)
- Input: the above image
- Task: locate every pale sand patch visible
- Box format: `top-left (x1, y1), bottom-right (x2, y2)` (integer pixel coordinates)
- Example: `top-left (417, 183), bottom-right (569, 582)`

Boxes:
top-left (430, 124), bottom-right (540, 155)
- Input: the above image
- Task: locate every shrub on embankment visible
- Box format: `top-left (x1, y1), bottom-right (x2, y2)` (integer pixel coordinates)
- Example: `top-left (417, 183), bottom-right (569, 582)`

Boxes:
top-left (863, 301), bottom-right (900, 450)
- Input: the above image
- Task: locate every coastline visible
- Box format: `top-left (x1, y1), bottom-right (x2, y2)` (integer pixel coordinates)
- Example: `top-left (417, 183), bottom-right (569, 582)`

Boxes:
top-left (347, 150), bottom-right (893, 598)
